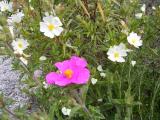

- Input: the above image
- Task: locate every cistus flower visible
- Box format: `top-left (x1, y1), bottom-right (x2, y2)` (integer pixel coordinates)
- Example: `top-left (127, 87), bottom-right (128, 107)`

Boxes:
top-left (97, 65), bottom-right (103, 72)
top-left (7, 11), bottom-right (24, 24)
top-left (40, 15), bottom-right (63, 38)
top-left (135, 13), bottom-right (143, 19)
top-left (107, 43), bottom-right (130, 63)
top-left (11, 38), bottom-right (29, 55)
top-left (46, 56), bottom-right (90, 87)
top-left (61, 107), bottom-right (71, 116)
top-left (127, 32), bottom-right (142, 48)
top-left (141, 4), bottom-right (146, 13)
top-left (91, 78), bottom-right (97, 85)
top-left (131, 60), bottom-right (136, 67)
top-left (39, 56), bottom-right (47, 61)
top-left (0, 0), bottom-right (12, 12)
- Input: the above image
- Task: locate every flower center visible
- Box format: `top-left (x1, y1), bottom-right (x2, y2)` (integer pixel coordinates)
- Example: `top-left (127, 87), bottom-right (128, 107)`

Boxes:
top-left (64, 69), bottom-right (73, 79)
top-left (18, 43), bottom-right (23, 48)
top-left (3, 6), bottom-right (8, 11)
top-left (114, 52), bottom-right (119, 59)
top-left (131, 38), bottom-right (136, 44)
top-left (48, 24), bottom-right (55, 31)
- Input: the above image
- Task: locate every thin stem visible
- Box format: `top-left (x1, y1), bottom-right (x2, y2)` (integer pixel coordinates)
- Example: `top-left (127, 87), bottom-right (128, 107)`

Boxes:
top-left (70, 90), bottom-right (93, 119)
top-left (4, 107), bottom-right (20, 120)
top-left (150, 78), bottom-right (160, 120)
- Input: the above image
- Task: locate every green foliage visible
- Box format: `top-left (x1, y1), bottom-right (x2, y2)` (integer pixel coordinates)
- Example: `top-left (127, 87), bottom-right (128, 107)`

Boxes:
top-left (0, 0), bottom-right (160, 120)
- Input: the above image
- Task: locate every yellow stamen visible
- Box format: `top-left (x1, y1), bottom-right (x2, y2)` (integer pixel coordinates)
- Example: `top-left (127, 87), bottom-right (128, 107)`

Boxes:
top-left (18, 43), bottom-right (23, 48)
top-left (48, 24), bottom-right (55, 31)
top-left (64, 69), bottom-right (73, 79)
top-left (114, 52), bottom-right (119, 58)
top-left (131, 38), bottom-right (136, 44)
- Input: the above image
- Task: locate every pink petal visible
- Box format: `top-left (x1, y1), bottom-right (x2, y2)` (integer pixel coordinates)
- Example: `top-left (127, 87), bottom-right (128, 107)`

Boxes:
top-left (54, 60), bottom-right (70, 72)
top-left (70, 56), bottom-right (87, 68)
top-left (46, 72), bottom-right (60, 84)
top-left (71, 68), bottom-right (90, 84)
top-left (54, 76), bottom-right (72, 86)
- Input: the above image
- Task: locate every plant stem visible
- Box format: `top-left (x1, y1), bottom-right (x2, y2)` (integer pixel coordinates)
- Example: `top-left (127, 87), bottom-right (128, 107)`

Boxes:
top-left (70, 90), bottom-right (93, 119)
top-left (4, 107), bottom-right (20, 120)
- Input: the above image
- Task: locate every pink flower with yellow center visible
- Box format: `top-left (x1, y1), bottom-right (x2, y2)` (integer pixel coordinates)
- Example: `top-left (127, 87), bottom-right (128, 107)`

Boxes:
top-left (46, 56), bottom-right (90, 87)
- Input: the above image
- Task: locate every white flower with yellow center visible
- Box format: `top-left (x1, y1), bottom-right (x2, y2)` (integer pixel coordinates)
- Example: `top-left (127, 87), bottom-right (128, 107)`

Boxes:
top-left (40, 15), bottom-right (63, 38)
top-left (127, 32), bottom-right (142, 48)
top-left (7, 11), bottom-right (24, 24)
top-left (107, 43), bottom-right (129, 63)
top-left (11, 38), bottom-right (29, 54)
top-left (0, 0), bottom-right (12, 12)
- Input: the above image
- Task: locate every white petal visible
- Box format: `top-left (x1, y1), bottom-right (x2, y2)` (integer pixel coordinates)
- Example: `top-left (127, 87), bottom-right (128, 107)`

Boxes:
top-left (53, 27), bottom-right (63, 36)
top-left (135, 13), bottom-right (143, 19)
top-left (44, 31), bottom-right (55, 38)
top-left (40, 22), bottom-right (48, 32)
top-left (91, 78), bottom-right (98, 85)
top-left (131, 61), bottom-right (136, 67)
top-left (100, 73), bottom-right (106, 78)
top-left (52, 17), bottom-right (63, 27)
top-left (39, 56), bottom-right (47, 61)
top-left (97, 65), bottom-right (103, 72)
top-left (108, 55), bottom-right (116, 62)
top-left (62, 107), bottom-right (68, 115)
top-left (117, 57), bottom-right (125, 62)
top-left (66, 109), bottom-right (71, 116)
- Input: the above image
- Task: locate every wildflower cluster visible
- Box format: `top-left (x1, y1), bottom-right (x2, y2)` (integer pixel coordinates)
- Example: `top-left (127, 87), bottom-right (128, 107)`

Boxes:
top-left (0, 0), bottom-right (160, 120)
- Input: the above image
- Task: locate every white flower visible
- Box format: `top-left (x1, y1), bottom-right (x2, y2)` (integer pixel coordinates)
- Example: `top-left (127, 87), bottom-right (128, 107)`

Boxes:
top-left (100, 72), bottom-right (106, 78)
top-left (43, 81), bottom-right (49, 89)
top-left (131, 60), bottom-right (136, 67)
top-left (141, 4), bottom-right (146, 13)
top-left (0, 0), bottom-right (12, 12)
top-left (39, 56), bottom-right (47, 61)
top-left (135, 13), bottom-right (143, 19)
top-left (40, 15), bottom-right (63, 38)
top-left (11, 38), bottom-right (29, 54)
top-left (91, 78), bottom-right (97, 85)
top-left (97, 98), bottom-right (103, 102)
top-left (152, 6), bottom-right (156, 10)
top-left (127, 32), bottom-right (142, 48)
top-left (61, 107), bottom-right (71, 116)
top-left (107, 43), bottom-right (130, 62)
top-left (7, 11), bottom-right (24, 24)
top-left (20, 57), bottom-right (28, 65)
top-left (97, 65), bottom-right (103, 72)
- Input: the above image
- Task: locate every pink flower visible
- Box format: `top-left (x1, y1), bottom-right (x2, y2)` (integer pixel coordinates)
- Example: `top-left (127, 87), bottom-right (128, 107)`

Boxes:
top-left (46, 56), bottom-right (90, 87)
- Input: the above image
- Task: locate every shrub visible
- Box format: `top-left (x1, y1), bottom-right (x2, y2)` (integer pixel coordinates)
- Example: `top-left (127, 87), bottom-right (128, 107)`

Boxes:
top-left (0, 0), bottom-right (160, 119)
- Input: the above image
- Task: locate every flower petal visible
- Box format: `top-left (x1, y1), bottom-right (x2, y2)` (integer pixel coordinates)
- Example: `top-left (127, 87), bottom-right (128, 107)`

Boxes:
top-left (55, 60), bottom-right (70, 72)
top-left (70, 56), bottom-right (87, 68)
top-left (53, 27), bottom-right (63, 36)
top-left (71, 68), bottom-right (90, 84)
top-left (52, 17), bottom-right (63, 27)
top-left (46, 72), bottom-right (60, 84)
top-left (54, 76), bottom-right (72, 86)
